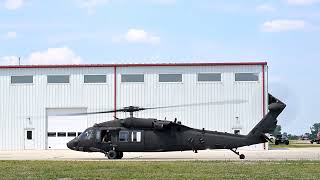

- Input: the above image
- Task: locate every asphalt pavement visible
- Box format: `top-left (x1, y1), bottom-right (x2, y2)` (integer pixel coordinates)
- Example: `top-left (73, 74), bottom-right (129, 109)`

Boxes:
top-left (1, 148), bottom-right (320, 161)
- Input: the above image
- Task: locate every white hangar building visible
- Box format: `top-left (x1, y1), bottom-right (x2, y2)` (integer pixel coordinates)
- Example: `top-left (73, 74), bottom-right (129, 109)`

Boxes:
top-left (0, 62), bottom-right (268, 150)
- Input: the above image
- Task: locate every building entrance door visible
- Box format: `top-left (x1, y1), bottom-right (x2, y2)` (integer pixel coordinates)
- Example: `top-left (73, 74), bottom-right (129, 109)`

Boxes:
top-left (24, 129), bottom-right (35, 150)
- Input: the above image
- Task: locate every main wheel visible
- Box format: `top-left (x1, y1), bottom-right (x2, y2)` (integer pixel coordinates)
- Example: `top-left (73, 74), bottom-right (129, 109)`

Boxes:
top-left (107, 150), bottom-right (118, 159)
top-left (285, 141), bottom-right (289, 145)
top-left (117, 152), bottom-right (123, 159)
top-left (275, 140), bottom-right (279, 145)
top-left (239, 154), bottom-right (245, 159)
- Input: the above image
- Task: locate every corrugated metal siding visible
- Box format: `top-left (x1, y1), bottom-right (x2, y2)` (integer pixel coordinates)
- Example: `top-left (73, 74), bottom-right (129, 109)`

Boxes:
top-left (116, 66), bottom-right (264, 134)
top-left (0, 67), bottom-right (114, 150)
top-left (0, 64), bottom-right (267, 150)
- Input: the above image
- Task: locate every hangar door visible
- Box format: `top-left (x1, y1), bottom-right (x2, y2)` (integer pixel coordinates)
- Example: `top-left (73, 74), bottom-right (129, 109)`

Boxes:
top-left (47, 108), bottom-right (87, 149)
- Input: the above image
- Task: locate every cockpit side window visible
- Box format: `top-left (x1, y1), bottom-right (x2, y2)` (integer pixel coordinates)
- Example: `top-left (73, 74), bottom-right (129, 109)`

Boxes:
top-left (119, 131), bottom-right (129, 142)
top-left (79, 129), bottom-right (95, 140)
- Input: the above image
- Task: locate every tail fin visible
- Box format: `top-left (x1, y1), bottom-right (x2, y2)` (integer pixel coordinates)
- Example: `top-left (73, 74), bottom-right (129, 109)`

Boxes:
top-left (247, 94), bottom-right (286, 138)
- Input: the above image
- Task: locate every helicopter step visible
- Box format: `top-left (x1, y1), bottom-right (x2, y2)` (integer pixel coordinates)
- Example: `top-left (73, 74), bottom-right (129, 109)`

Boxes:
top-left (230, 148), bottom-right (245, 159)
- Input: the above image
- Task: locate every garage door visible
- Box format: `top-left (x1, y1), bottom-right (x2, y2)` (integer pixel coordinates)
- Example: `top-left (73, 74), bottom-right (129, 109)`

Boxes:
top-left (47, 108), bottom-right (87, 149)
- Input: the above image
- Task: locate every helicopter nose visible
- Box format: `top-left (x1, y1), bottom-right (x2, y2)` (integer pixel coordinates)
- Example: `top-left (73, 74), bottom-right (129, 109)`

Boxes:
top-left (67, 141), bottom-right (73, 150)
top-left (67, 139), bottom-right (78, 150)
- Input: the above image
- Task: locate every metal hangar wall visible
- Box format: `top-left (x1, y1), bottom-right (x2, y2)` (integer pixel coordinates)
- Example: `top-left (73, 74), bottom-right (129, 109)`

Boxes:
top-left (0, 62), bottom-right (268, 150)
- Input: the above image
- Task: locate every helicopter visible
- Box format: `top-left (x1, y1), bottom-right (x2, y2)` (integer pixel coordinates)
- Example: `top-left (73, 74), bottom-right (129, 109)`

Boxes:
top-left (66, 94), bottom-right (285, 159)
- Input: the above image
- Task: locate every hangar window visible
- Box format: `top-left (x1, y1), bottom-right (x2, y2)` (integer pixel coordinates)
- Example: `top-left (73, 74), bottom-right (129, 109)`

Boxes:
top-left (27, 131), bottom-right (32, 140)
top-left (11, 75), bottom-right (33, 84)
top-left (234, 130), bottom-right (240, 135)
top-left (198, 73), bottom-right (221, 82)
top-left (121, 74), bottom-right (144, 82)
top-left (84, 75), bottom-right (107, 83)
top-left (47, 75), bottom-right (70, 83)
top-left (159, 74), bottom-right (182, 82)
top-left (47, 132), bottom-right (56, 137)
top-left (119, 131), bottom-right (129, 142)
top-left (235, 73), bottom-right (259, 81)
top-left (131, 131), bottom-right (141, 142)
top-left (57, 132), bottom-right (66, 137)
top-left (67, 132), bottom-right (77, 137)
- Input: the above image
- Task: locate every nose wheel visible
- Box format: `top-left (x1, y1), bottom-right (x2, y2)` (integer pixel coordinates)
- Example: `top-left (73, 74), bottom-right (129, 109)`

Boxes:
top-left (230, 148), bottom-right (245, 159)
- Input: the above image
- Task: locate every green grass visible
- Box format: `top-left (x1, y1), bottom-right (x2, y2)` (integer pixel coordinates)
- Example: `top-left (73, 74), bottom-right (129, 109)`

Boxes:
top-left (270, 140), bottom-right (320, 149)
top-left (1, 161), bottom-right (320, 179)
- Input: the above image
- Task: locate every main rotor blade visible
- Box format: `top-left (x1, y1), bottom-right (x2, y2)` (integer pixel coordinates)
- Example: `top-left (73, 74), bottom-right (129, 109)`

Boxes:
top-left (143, 100), bottom-right (247, 110)
top-left (58, 99), bottom-right (247, 116)
top-left (59, 110), bottom-right (117, 116)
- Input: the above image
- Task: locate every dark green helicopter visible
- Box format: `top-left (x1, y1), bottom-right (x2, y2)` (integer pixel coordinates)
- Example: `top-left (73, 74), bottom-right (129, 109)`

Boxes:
top-left (67, 94), bottom-right (285, 159)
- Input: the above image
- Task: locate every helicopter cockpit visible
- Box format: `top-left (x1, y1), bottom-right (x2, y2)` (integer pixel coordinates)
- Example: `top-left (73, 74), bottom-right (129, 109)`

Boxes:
top-left (67, 127), bottom-right (96, 151)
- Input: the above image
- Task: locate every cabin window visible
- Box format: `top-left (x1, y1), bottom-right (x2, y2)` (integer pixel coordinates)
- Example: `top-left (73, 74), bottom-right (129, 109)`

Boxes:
top-left (84, 75), bottom-right (107, 83)
top-left (131, 131), bottom-right (141, 142)
top-left (47, 75), bottom-right (70, 83)
top-left (198, 73), bottom-right (221, 82)
top-left (235, 73), bottom-right (259, 81)
top-left (159, 74), bottom-right (182, 82)
top-left (119, 131), bottom-right (129, 142)
top-left (121, 74), bottom-right (144, 82)
top-left (11, 75), bottom-right (33, 84)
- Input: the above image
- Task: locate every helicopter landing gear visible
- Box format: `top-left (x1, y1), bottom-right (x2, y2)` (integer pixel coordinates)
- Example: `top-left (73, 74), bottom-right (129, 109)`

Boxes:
top-left (106, 150), bottom-right (123, 159)
top-left (230, 148), bottom-right (245, 159)
top-left (116, 151), bottom-right (123, 159)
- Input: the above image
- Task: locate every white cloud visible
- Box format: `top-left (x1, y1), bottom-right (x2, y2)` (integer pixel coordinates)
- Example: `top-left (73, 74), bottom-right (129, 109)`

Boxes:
top-left (149, 0), bottom-right (176, 5)
top-left (286, 0), bottom-right (319, 5)
top-left (6, 31), bottom-right (17, 39)
top-left (0, 47), bottom-right (83, 65)
top-left (27, 47), bottom-right (82, 65)
top-left (124, 28), bottom-right (160, 44)
top-left (4, 0), bottom-right (24, 10)
top-left (261, 19), bottom-right (307, 32)
top-left (0, 56), bottom-right (20, 65)
top-left (256, 4), bottom-right (276, 12)
top-left (0, 31), bottom-right (17, 40)
top-left (75, 0), bottom-right (109, 14)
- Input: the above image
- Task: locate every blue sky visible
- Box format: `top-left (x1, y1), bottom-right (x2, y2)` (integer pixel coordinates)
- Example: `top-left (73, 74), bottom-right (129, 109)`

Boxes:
top-left (0, 0), bottom-right (319, 134)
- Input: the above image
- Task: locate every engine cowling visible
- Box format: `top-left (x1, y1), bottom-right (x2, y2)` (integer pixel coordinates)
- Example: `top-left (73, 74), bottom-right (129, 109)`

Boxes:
top-left (120, 118), bottom-right (171, 130)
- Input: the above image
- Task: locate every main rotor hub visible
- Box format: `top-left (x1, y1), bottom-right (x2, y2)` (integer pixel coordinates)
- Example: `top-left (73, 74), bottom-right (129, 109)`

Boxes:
top-left (122, 106), bottom-right (145, 117)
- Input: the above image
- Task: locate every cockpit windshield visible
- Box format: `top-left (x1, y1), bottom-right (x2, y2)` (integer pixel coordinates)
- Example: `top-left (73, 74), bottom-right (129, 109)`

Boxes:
top-left (78, 128), bottom-right (95, 140)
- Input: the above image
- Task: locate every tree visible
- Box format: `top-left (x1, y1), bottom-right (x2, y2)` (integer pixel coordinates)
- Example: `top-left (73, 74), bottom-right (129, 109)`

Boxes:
top-left (287, 134), bottom-right (299, 140)
top-left (310, 123), bottom-right (320, 140)
top-left (272, 125), bottom-right (281, 136)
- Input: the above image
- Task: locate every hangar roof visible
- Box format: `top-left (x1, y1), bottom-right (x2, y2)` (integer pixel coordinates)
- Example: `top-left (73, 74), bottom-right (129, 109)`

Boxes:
top-left (0, 62), bottom-right (267, 69)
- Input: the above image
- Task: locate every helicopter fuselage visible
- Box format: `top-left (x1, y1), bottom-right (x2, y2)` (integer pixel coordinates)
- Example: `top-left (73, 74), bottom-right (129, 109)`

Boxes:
top-left (67, 118), bottom-right (261, 154)
top-left (66, 93), bottom-right (286, 159)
